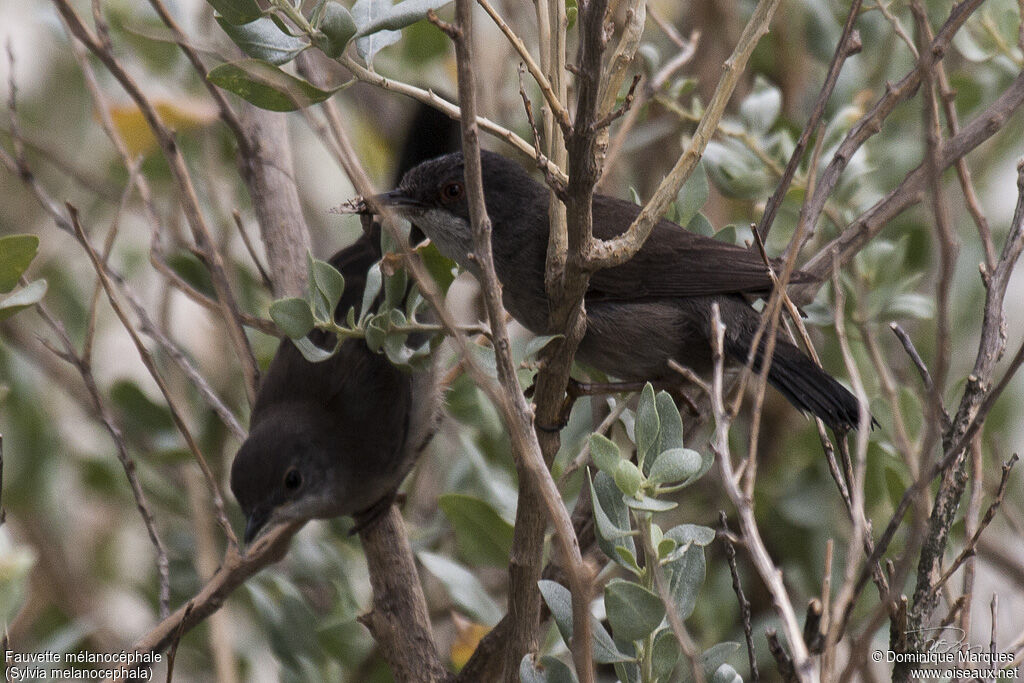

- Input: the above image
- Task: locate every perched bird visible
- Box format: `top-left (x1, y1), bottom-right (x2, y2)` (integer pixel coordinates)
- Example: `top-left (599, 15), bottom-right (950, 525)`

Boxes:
top-left (371, 150), bottom-right (868, 431)
top-left (230, 235), bottom-right (440, 542)
top-left (231, 103), bottom-right (458, 544)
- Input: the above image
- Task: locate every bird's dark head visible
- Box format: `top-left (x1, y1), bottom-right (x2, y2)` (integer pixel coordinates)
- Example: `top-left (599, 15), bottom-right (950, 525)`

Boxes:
top-left (230, 406), bottom-right (347, 544)
top-left (372, 150), bottom-right (541, 268)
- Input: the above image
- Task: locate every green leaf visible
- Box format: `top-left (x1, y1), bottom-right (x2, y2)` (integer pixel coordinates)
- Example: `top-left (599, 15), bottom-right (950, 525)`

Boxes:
top-left (351, 0), bottom-right (402, 64)
top-left (0, 234), bottom-right (39, 293)
top-left (0, 279), bottom-right (46, 322)
top-left (520, 655), bottom-right (578, 683)
top-left (417, 241), bottom-right (457, 294)
top-left (208, 59), bottom-right (342, 112)
top-left (538, 580), bottom-right (633, 665)
top-left (589, 434), bottom-right (622, 476)
top-left (565, 0), bottom-right (578, 29)
top-left (315, 1), bottom-right (357, 58)
top-left (648, 448), bottom-right (703, 486)
top-left (215, 16), bottom-right (308, 65)
top-left (634, 383), bottom-right (659, 470)
top-left (614, 460), bottom-right (644, 497)
top-left (652, 628), bottom-right (681, 681)
top-left (439, 494), bottom-right (513, 566)
top-left (270, 297), bottom-right (315, 339)
top-left (674, 162), bottom-right (709, 229)
top-left (417, 551), bottom-right (502, 625)
top-left (604, 579), bottom-right (665, 643)
top-left (308, 255), bottom-right (346, 321)
top-left (355, 0), bottom-right (453, 36)
top-left (666, 543), bottom-right (705, 621)
top-left (205, 0), bottom-right (261, 25)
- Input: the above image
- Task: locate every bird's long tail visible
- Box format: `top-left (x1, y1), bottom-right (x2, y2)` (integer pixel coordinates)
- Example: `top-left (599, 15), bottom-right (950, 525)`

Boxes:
top-left (723, 333), bottom-right (868, 431)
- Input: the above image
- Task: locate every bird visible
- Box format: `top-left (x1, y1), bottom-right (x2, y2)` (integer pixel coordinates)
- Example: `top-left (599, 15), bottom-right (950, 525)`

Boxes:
top-left (230, 235), bottom-right (441, 543)
top-left (230, 103), bottom-right (459, 544)
top-left (369, 150), bottom-right (869, 431)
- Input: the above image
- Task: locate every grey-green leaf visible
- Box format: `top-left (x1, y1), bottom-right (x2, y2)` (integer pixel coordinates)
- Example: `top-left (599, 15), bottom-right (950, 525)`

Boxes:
top-left (208, 59), bottom-right (342, 112)
top-left (215, 16), bottom-right (308, 65)
top-left (623, 494), bottom-right (677, 512)
top-left (356, 0), bottom-right (453, 35)
top-left (292, 336), bottom-right (338, 363)
top-left (520, 654), bottom-right (578, 683)
top-left (589, 469), bottom-right (632, 543)
top-left (652, 628), bottom-right (681, 680)
top-left (352, 0), bottom-right (401, 64)
top-left (592, 470), bottom-right (636, 562)
top-left (316, 1), bottom-right (357, 58)
top-left (206, 0), bottom-right (261, 25)
top-left (614, 460), bottom-right (644, 497)
top-left (666, 544), bottom-right (705, 621)
top-left (666, 524), bottom-right (716, 547)
top-left (674, 162), bottom-right (709, 229)
top-left (360, 263), bottom-right (383, 322)
top-left (648, 448), bottom-right (703, 486)
top-left (0, 234), bottom-right (39, 293)
top-left (417, 551), bottom-right (502, 625)
top-left (0, 279), bottom-right (47, 322)
top-left (309, 256), bottom-right (346, 320)
top-left (270, 297), bottom-right (315, 339)
top-left (655, 390), bottom-right (684, 454)
top-left (634, 383), bottom-right (659, 470)
top-left (712, 663), bottom-right (743, 683)
top-left (590, 433), bottom-right (622, 476)
top-left (604, 579), bottom-right (666, 643)
top-left (537, 580), bottom-right (633, 665)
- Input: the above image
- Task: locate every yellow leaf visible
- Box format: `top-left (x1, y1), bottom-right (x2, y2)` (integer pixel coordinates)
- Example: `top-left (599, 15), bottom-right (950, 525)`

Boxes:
top-left (449, 615), bottom-right (490, 671)
top-left (108, 98), bottom-right (218, 157)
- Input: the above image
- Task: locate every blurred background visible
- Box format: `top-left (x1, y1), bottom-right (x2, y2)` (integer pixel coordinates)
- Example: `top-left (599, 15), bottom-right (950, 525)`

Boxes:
top-left (1, 0), bottom-right (1023, 680)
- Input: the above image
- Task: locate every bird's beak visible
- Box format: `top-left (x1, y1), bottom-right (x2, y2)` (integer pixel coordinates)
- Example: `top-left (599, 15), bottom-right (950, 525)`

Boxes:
top-left (244, 507), bottom-right (271, 545)
top-left (368, 189), bottom-right (425, 213)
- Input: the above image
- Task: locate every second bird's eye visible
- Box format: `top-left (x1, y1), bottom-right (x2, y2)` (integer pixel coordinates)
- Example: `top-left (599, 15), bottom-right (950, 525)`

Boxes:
top-left (283, 468), bottom-right (302, 491)
top-left (440, 181), bottom-right (464, 202)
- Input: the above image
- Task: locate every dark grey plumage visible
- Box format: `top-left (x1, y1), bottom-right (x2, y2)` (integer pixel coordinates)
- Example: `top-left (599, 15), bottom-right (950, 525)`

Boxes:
top-left (377, 150), bottom-right (867, 430)
top-left (230, 237), bottom-right (439, 543)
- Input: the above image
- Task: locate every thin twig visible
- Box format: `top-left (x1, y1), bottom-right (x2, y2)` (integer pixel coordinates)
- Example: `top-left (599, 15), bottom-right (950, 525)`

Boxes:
top-left (721, 512), bottom-right (758, 682)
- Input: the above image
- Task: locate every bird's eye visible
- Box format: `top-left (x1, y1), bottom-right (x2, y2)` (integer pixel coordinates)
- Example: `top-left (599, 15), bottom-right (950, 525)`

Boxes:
top-left (440, 181), bottom-right (464, 203)
top-left (283, 468), bottom-right (302, 491)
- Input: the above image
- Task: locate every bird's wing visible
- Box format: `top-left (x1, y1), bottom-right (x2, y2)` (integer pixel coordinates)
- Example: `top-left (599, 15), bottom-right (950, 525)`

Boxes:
top-left (586, 195), bottom-right (815, 302)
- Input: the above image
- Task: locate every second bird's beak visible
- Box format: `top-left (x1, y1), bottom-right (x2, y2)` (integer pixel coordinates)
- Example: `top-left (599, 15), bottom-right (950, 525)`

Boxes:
top-left (244, 507), bottom-right (271, 545)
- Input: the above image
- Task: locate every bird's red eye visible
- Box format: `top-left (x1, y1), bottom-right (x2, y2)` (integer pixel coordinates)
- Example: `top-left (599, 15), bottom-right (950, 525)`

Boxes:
top-left (440, 181), bottom-right (464, 203)
top-left (284, 468), bottom-right (302, 491)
